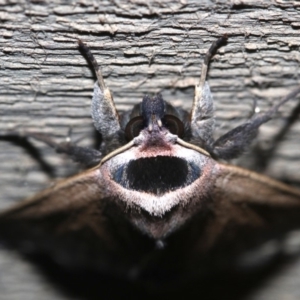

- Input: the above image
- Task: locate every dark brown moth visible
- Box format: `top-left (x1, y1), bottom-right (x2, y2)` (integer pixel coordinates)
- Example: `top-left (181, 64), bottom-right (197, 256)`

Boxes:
top-left (1, 36), bottom-right (300, 290)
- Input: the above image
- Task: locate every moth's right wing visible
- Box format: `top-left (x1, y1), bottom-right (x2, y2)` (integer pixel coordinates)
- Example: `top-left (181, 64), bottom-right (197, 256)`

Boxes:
top-left (195, 163), bottom-right (300, 259)
top-left (0, 167), bottom-right (146, 272)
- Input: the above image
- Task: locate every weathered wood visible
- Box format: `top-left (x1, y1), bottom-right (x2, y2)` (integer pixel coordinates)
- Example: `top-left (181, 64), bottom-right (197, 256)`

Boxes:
top-left (0, 1), bottom-right (300, 299)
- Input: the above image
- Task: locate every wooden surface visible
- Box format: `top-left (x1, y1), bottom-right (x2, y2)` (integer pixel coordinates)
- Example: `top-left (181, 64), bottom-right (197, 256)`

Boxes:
top-left (0, 1), bottom-right (300, 299)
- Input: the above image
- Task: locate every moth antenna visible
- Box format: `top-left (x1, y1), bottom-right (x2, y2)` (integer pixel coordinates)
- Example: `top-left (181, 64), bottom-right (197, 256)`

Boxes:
top-left (190, 35), bottom-right (228, 147)
top-left (78, 40), bottom-right (121, 149)
top-left (176, 138), bottom-right (211, 157)
top-left (198, 35), bottom-right (228, 88)
top-left (100, 140), bottom-right (135, 165)
top-left (78, 39), bottom-right (106, 91)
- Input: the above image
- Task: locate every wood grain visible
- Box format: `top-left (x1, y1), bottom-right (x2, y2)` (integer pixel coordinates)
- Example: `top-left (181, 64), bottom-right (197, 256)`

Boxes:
top-left (0, 1), bottom-right (300, 299)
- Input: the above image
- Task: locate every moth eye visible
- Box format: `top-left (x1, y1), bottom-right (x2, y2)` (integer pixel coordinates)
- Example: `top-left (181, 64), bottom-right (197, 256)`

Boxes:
top-left (163, 115), bottom-right (184, 137)
top-left (125, 116), bottom-right (144, 140)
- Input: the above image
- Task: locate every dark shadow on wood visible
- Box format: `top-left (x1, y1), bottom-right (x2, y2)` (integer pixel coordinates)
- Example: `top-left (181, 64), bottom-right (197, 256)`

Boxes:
top-left (16, 251), bottom-right (298, 300)
top-left (0, 136), bottom-right (55, 177)
top-left (252, 100), bottom-right (300, 173)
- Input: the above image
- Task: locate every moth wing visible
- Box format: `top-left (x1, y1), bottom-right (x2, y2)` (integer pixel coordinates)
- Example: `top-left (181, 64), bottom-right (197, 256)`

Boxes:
top-left (0, 168), bottom-right (134, 271)
top-left (201, 163), bottom-right (300, 257)
top-left (216, 164), bottom-right (300, 208)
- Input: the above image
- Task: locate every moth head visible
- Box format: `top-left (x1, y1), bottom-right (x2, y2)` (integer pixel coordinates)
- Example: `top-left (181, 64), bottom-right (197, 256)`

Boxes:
top-left (92, 82), bottom-right (214, 219)
top-left (124, 93), bottom-right (185, 141)
top-left (109, 93), bottom-right (199, 194)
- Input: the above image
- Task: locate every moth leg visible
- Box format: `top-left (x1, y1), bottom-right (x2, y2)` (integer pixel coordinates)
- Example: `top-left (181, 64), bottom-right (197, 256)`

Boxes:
top-left (2, 131), bottom-right (102, 167)
top-left (252, 99), bottom-right (300, 172)
top-left (190, 35), bottom-right (228, 146)
top-left (78, 40), bottom-right (123, 151)
top-left (212, 86), bottom-right (300, 160)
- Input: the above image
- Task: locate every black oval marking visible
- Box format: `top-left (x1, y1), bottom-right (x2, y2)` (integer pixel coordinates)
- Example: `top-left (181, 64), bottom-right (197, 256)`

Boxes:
top-left (112, 156), bottom-right (201, 195)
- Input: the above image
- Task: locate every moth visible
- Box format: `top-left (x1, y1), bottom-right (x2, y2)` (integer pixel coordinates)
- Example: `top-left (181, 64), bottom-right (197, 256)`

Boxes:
top-left (1, 36), bottom-right (300, 289)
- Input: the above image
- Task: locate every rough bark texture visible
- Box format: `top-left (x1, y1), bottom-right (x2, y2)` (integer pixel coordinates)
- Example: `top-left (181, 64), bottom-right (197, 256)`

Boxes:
top-left (0, 1), bottom-right (300, 299)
